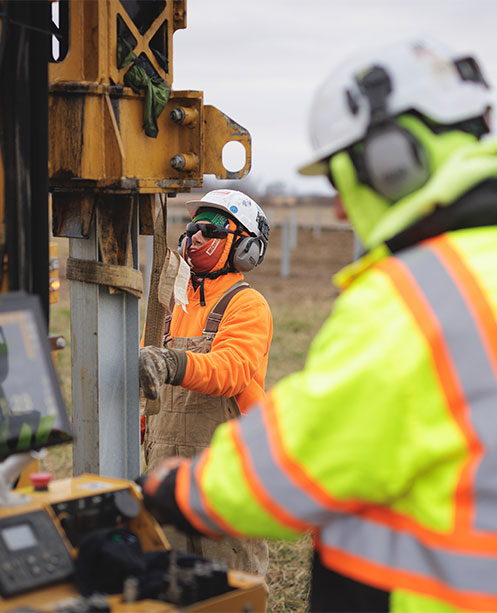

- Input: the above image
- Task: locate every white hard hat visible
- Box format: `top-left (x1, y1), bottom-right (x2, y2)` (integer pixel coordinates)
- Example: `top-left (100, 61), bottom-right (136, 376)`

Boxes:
top-left (186, 189), bottom-right (269, 240)
top-left (299, 36), bottom-right (493, 175)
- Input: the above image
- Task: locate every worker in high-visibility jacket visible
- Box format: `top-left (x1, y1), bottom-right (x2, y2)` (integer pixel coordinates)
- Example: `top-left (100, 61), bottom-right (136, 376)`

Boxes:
top-left (140, 189), bottom-right (272, 576)
top-left (139, 37), bottom-right (497, 612)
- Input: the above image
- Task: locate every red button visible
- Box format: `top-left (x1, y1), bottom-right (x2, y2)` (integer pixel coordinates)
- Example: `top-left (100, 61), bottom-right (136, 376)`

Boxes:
top-left (30, 472), bottom-right (53, 491)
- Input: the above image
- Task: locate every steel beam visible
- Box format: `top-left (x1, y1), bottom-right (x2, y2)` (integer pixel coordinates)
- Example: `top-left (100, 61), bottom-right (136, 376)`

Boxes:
top-left (70, 207), bottom-right (140, 479)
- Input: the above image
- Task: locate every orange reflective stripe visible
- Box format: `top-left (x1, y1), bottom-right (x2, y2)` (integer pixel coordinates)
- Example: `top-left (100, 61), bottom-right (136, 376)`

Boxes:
top-left (264, 395), bottom-right (364, 514)
top-left (193, 443), bottom-right (243, 539)
top-left (144, 460), bottom-right (170, 496)
top-left (428, 237), bottom-right (497, 537)
top-left (175, 458), bottom-right (219, 537)
top-left (376, 256), bottom-right (482, 533)
top-left (260, 249), bottom-right (497, 552)
top-left (376, 256), bottom-right (473, 442)
top-left (427, 238), bottom-right (491, 532)
top-left (357, 505), bottom-right (497, 552)
top-left (231, 418), bottom-right (312, 532)
top-left (318, 541), bottom-right (497, 611)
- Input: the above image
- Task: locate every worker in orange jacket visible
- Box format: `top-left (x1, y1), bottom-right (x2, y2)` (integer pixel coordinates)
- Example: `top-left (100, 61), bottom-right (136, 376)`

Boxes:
top-left (139, 189), bottom-right (272, 575)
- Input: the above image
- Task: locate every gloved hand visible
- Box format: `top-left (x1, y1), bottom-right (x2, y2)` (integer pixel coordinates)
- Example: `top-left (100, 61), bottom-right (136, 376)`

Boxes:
top-left (139, 346), bottom-right (187, 400)
top-left (136, 457), bottom-right (202, 533)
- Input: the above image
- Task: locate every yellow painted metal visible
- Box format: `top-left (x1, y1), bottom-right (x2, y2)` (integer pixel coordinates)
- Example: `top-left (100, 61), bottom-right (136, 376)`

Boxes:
top-left (49, 0), bottom-right (185, 87)
top-left (48, 0), bottom-right (251, 196)
top-left (204, 105), bottom-right (251, 180)
top-left (14, 459), bottom-right (41, 489)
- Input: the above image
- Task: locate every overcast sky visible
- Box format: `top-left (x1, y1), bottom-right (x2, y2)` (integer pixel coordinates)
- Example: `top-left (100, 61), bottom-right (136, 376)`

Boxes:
top-left (172, 0), bottom-right (497, 195)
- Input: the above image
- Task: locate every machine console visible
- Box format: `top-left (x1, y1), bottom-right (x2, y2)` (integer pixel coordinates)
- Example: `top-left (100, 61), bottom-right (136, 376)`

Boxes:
top-left (0, 509), bottom-right (74, 597)
top-left (0, 476), bottom-right (267, 612)
top-left (0, 294), bottom-right (266, 611)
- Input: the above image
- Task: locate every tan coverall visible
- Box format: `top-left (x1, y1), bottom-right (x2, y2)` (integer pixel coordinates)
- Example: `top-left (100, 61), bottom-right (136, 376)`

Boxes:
top-left (144, 273), bottom-right (272, 575)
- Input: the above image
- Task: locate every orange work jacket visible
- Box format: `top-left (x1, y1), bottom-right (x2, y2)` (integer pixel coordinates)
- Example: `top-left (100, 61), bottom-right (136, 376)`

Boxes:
top-left (166, 271), bottom-right (272, 413)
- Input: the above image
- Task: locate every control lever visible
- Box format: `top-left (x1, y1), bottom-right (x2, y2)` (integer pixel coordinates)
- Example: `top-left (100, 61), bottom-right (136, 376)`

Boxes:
top-left (165, 549), bottom-right (182, 605)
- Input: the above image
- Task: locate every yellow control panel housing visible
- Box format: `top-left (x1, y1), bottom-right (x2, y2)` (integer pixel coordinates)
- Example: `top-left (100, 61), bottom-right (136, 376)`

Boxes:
top-left (0, 474), bottom-right (267, 612)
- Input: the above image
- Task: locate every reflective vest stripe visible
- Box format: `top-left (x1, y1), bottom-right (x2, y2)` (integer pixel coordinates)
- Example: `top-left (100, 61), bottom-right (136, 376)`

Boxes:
top-left (230, 417), bottom-right (312, 532)
top-left (397, 240), bottom-right (497, 536)
top-left (318, 531), bottom-right (497, 611)
top-left (176, 457), bottom-right (221, 538)
top-left (179, 409), bottom-right (315, 535)
top-left (234, 404), bottom-right (329, 527)
top-left (177, 451), bottom-right (241, 538)
top-left (261, 393), bottom-right (367, 515)
top-left (316, 238), bottom-right (497, 605)
top-left (190, 446), bottom-right (244, 538)
top-left (432, 239), bottom-right (497, 377)
top-left (426, 239), bottom-right (497, 535)
top-left (376, 254), bottom-right (474, 445)
top-left (376, 252), bottom-right (483, 536)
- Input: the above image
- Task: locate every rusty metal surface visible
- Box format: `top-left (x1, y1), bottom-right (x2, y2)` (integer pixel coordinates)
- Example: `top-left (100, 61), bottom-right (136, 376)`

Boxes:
top-left (97, 194), bottom-right (133, 267)
top-left (96, 194), bottom-right (137, 293)
top-left (52, 193), bottom-right (95, 238)
top-left (139, 193), bottom-right (155, 235)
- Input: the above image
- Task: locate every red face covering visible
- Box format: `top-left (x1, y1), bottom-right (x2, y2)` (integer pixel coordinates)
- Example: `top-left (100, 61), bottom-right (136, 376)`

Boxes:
top-left (187, 237), bottom-right (225, 273)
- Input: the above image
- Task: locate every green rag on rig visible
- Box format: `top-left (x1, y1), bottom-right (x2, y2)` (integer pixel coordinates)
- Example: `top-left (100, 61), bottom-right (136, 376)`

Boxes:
top-left (117, 38), bottom-right (170, 138)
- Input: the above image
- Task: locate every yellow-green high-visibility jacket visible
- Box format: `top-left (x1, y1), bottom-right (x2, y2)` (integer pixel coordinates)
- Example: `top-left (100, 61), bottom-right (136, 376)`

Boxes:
top-left (172, 225), bottom-right (497, 612)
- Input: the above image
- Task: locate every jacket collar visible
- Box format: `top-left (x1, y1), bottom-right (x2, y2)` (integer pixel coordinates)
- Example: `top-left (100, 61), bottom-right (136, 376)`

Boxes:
top-left (335, 173), bottom-right (497, 291)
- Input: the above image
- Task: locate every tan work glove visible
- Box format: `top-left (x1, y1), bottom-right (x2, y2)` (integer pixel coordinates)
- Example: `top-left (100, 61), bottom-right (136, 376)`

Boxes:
top-left (139, 346), bottom-right (187, 400)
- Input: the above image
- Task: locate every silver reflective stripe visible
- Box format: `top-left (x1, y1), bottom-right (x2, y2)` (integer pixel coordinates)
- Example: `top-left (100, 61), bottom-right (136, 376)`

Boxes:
top-left (237, 403), bottom-right (330, 524)
top-left (318, 244), bottom-right (497, 597)
top-left (320, 516), bottom-right (497, 596)
top-left (401, 245), bottom-right (497, 532)
top-left (188, 454), bottom-right (227, 535)
top-left (188, 402), bottom-right (330, 533)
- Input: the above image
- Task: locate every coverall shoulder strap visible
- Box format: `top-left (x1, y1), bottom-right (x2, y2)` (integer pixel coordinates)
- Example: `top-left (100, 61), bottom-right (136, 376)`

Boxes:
top-left (203, 281), bottom-right (251, 338)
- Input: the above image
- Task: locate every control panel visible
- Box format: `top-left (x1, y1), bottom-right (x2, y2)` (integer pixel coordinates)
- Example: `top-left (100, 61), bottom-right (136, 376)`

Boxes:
top-left (51, 488), bottom-right (140, 548)
top-left (0, 475), bottom-right (267, 612)
top-left (0, 509), bottom-right (74, 597)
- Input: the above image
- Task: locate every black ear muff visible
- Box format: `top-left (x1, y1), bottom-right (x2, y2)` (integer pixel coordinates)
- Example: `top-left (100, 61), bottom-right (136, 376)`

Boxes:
top-left (354, 64), bottom-right (431, 203)
top-left (232, 236), bottom-right (263, 272)
top-left (177, 232), bottom-right (188, 258)
top-left (361, 124), bottom-right (430, 202)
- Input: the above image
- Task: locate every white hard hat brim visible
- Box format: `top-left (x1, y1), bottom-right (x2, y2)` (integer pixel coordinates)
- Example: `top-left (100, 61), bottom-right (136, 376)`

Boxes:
top-left (185, 199), bottom-right (229, 219)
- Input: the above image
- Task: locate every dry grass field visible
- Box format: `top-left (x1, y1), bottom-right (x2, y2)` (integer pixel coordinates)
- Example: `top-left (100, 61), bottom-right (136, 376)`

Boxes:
top-left (45, 203), bottom-right (354, 612)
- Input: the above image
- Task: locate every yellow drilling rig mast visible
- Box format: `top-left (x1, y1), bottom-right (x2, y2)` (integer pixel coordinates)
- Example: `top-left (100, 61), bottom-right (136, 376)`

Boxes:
top-left (46, 0), bottom-right (251, 478)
